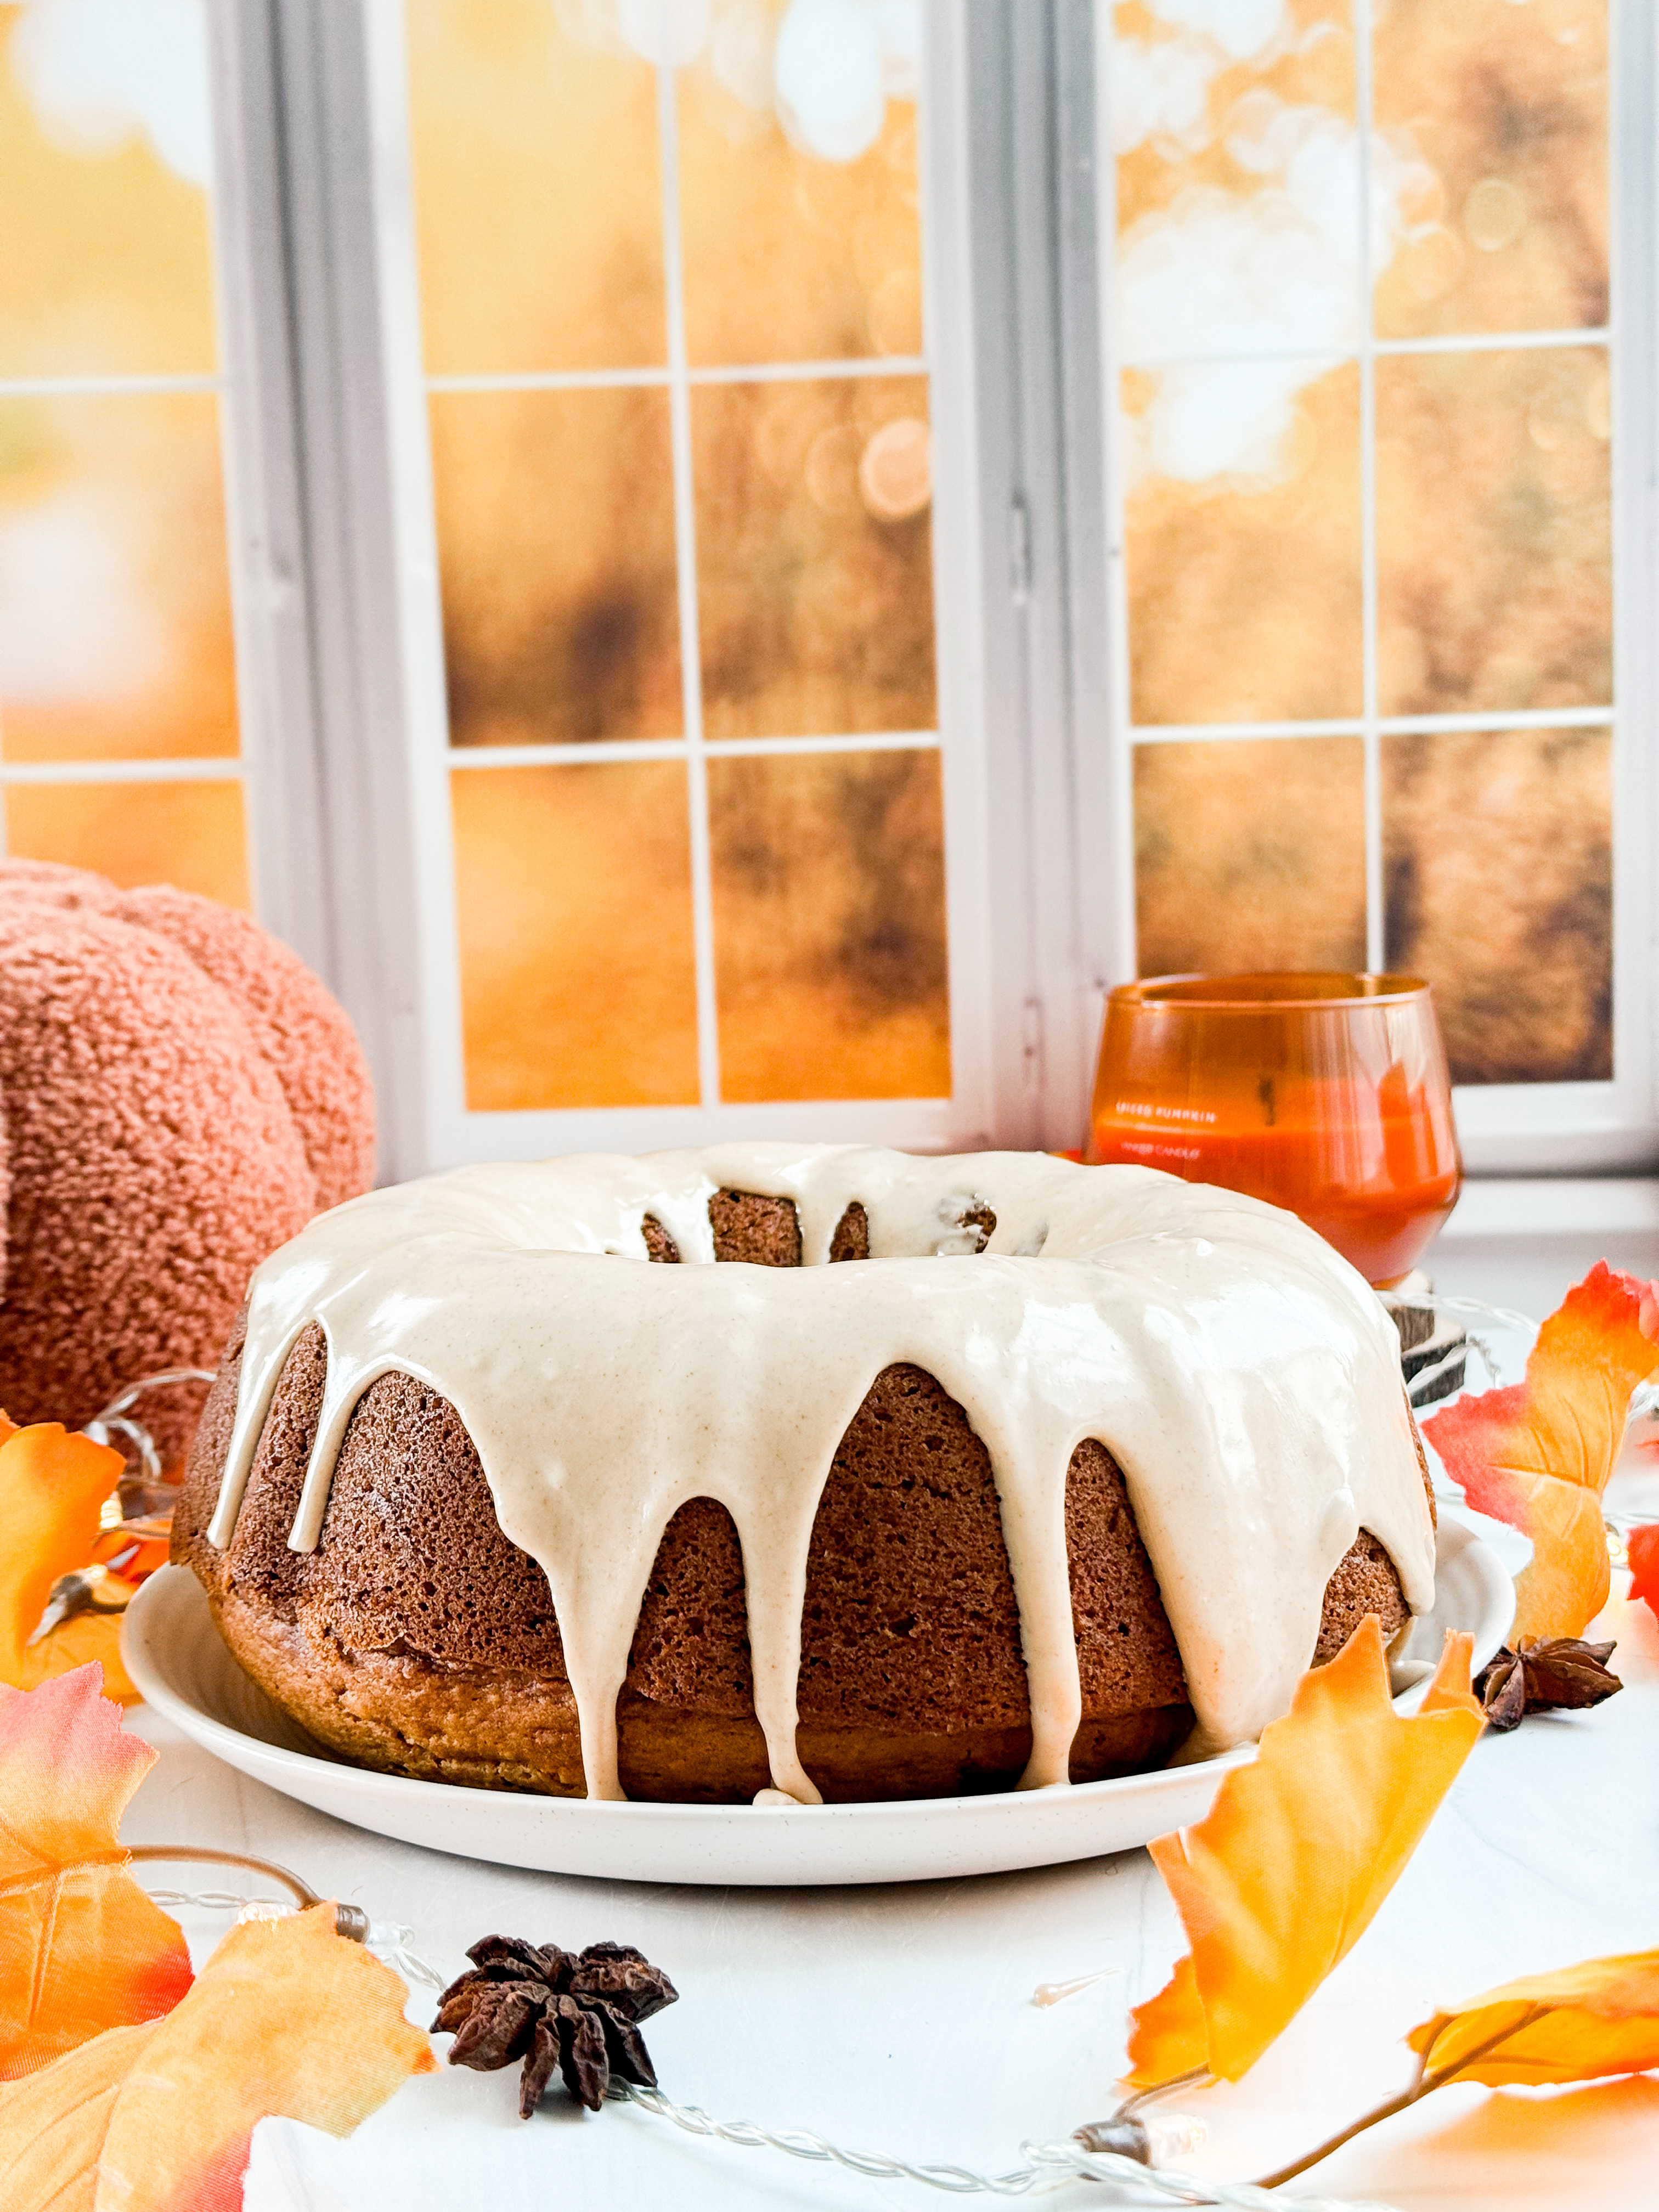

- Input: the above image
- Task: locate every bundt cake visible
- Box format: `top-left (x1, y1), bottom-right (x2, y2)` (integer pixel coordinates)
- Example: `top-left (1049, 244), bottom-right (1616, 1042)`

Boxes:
top-left (174, 1146), bottom-right (1437, 1805)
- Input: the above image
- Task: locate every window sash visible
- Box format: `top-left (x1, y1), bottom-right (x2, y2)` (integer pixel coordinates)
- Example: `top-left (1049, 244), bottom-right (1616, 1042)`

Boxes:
top-left (214, 1), bottom-right (1655, 1179)
top-left (0, 20), bottom-right (259, 921)
top-left (353, 0), bottom-right (1031, 1169)
top-left (1081, 0), bottom-right (1658, 1176)
top-left (212, 3), bottom-right (1111, 1178)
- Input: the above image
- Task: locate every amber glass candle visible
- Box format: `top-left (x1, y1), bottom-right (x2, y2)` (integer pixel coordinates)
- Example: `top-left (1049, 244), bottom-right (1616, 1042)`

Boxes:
top-left (1086, 973), bottom-right (1461, 1286)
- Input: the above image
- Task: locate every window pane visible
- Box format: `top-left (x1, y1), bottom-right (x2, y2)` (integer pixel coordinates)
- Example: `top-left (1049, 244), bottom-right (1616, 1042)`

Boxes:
top-left (1133, 737), bottom-right (1365, 975)
top-left (4, 777), bottom-right (249, 909)
top-left (0, 393), bottom-right (238, 764)
top-left (0, 0), bottom-right (217, 375)
top-left (709, 748), bottom-right (949, 1102)
top-left (407, 0), bottom-right (665, 373)
top-left (1113, 0), bottom-right (1362, 726)
top-left (1373, 0), bottom-right (1607, 340)
top-left (1109, 0), bottom-right (1620, 1108)
top-left (430, 387), bottom-right (681, 747)
top-left (394, 3), bottom-right (954, 1123)
top-left (1124, 361), bottom-right (1361, 725)
top-left (1375, 347), bottom-right (1610, 716)
top-left (452, 761), bottom-right (699, 1109)
top-left (1115, 0), bottom-right (1356, 247)
top-left (1383, 727), bottom-right (1610, 1084)
top-left (695, 376), bottom-right (933, 738)
top-left (679, 5), bottom-right (922, 367)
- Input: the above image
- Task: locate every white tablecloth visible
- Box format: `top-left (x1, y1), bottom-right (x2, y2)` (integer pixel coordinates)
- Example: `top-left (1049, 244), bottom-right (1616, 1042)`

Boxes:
top-left (117, 1534), bottom-right (1659, 2212)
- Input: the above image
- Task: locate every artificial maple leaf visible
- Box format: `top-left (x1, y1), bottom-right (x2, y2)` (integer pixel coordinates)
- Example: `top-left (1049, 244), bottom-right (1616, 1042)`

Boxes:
top-left (1421, 1262), bottom-right (1659, 1641)
top-left (0, 1666), bottom-right (193, 2079)
top-left (1125, 1618), bottom-right (1485, 2089)
top-left (1407, 1948), bottom-right (1659, 2088)
top-left (1628, 1525), bottom-right (1659, 1619)
top-left (0, 1419), bottom-right (133, 1699)
top-left (0, 1903), bottom-right (436, 2212)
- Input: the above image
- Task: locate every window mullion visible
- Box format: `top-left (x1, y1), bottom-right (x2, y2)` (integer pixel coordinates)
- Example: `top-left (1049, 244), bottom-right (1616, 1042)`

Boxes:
top-left (653, 45), bottom-right (723, 1113)
top-left (204, 0), bottom-right (329, 967)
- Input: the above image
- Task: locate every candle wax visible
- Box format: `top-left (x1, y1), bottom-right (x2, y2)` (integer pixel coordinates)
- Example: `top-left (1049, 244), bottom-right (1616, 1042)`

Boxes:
top-left (1090, 1082), bottom-right (1458, 1286)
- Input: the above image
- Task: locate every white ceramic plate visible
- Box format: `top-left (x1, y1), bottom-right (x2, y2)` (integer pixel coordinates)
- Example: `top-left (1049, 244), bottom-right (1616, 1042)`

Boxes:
top-left (122, 1521), bottom-right (1512, 1889)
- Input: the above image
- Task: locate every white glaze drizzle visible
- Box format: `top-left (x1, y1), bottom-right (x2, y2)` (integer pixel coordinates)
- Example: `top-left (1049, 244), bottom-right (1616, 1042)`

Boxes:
top-left (207, 1146), bottom-right (1436, 1802)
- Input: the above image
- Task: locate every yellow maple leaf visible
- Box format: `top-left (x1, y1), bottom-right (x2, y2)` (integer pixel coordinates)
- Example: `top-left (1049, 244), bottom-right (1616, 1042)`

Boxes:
top-left (1126, 1618), bottom-right (1485, 2087)
top-left (0, 1418), bottom-right (134, 1700)
top-left (0, 1667), bottom-right (193, 2080)
top-left (1422, 1261), bottom-right (1659, 1639)
top-left (0, 1904), bottom-right (436, 2211)
top-left (1409, 1949), bottom-right (1659, 2089)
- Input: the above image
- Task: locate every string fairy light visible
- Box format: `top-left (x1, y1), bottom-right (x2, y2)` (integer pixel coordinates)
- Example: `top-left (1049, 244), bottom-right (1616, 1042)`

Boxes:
top-left (601, 2079), bottom-right (1393, 2208)
top-left (129, 1852), bottom-right (1395, 2211)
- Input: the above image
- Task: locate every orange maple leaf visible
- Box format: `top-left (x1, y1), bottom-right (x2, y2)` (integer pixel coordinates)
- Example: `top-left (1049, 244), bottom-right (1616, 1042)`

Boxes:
top-left (0, 1666), bottom-right (193, 2079)
top-left (0, 1417), bottom-right (134, 1701)
top-left (1421, 1263), bottom-right (1659, 1640)
top-left (1408, 1948), bottom-right (1659, 2088)
top-left (1125, 1618), bottom-right (1485, 2088)
top-left (1628, 1525), bottom-right (1659, 1619)
top-left (0, 1903), bottom-right (436, 2211)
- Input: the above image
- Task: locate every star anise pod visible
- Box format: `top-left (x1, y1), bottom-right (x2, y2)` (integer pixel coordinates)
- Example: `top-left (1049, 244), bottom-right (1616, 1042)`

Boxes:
top-left (432, 1934), bottom-right (678, 2117)
top-left (1474, 1635), bottom-right (1622, 1733)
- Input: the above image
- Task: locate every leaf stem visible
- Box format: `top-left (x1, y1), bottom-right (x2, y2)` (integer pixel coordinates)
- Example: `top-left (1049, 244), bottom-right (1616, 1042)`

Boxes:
top-left (1254, 2082), bottom-right (1426, 2188)
top-left (1252, 2007), bottom-right (1549, 2189)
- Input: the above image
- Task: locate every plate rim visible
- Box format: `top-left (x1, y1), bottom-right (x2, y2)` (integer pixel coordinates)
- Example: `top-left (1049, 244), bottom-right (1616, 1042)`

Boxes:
top-left (122, 1516), bottom-right (1513, 1837)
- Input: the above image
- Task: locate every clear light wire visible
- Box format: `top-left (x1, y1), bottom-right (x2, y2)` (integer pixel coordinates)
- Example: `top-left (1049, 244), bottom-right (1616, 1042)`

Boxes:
top-left (606, 2082), bottom-right (1395, 2209)
top-left (134, 1877), bottom-right (446, 1991)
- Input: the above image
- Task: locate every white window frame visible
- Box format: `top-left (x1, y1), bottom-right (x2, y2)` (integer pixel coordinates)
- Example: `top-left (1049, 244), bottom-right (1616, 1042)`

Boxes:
top-left (1083, 0), bottom-right (1659, 1178)
top-left (206, 0), bottom-right (1658, 1183)
top-left (213, 0), bottom-right (464, 1183)
top-left (359, 0), bottom-right (1034, 1171)
top-left (208, 2), bottom-right (1116, 1182)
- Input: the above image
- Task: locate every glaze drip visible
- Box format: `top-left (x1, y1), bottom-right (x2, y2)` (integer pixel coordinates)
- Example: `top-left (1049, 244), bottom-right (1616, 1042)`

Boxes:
top-left (207, 1146), bottom-right (1436, 1802)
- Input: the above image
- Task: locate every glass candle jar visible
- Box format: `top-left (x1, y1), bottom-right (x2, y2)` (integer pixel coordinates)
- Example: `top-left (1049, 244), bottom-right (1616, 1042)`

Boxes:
top-left (1086, 972), bottom-right (1462, 1286)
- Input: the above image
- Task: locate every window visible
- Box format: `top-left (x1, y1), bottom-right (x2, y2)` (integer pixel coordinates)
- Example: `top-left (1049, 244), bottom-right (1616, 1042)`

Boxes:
top-left (0, 0), bottom-right (251, 906)
top-left (1095, 0), bottom-right (1655, 1171)
top-left (5, 0), bottom-right (1653, 1181)
top-left (360, 0), bottom-right (1004, 1164)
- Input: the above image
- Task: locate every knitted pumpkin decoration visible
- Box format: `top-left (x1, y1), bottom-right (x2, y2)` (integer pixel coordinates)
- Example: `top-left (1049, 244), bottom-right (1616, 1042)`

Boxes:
top-left (0, 858), bottom-right (375, 1460)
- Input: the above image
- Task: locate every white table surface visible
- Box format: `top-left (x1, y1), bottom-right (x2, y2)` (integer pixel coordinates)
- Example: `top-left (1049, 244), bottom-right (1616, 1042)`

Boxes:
top-left (120, 1539), bottom-right (1659, 2212)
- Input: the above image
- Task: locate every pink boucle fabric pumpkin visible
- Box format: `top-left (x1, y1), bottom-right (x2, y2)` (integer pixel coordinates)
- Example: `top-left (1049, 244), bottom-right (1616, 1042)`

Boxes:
top-left (0, 860), bottom-right (375, 1458)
